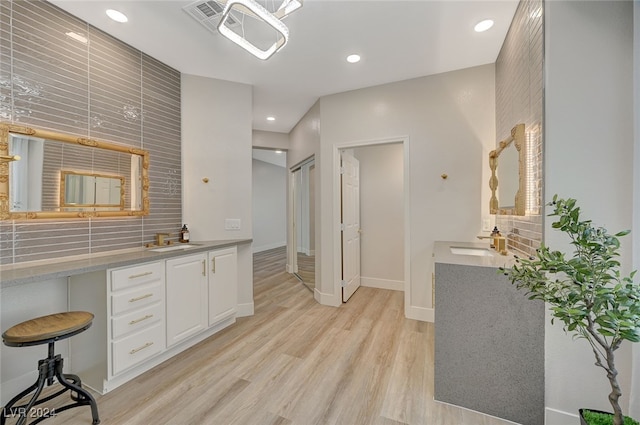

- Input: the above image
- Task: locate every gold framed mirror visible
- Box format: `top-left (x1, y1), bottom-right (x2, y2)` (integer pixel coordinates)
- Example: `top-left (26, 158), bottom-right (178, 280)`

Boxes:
top-left (0, 122), bottom-right (149, 219)
top-left (489, 123), bottom-right (525, 216)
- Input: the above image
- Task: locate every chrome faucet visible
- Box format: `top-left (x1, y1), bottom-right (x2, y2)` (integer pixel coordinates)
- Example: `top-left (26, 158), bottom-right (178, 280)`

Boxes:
top-left (155, 232), bottom-right (170, 246)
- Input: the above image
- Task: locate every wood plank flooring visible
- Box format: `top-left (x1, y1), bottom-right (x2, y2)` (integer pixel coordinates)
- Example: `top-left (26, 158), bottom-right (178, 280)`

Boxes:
top-left (12, 249), bottom-right (515, 425)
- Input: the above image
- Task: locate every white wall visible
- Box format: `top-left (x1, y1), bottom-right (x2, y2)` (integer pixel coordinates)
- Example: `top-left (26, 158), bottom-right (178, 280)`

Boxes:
top-left (353, 143), bottom-right (404, 291)
top-left (630, 0), bottom-right (640, 420)
top-left (317, 64), bottom-right (496, 315)
top-left (544, 1), bottom-right (636, 421)
top-left (181, 74), bottom-right (254, 316)
top-left (252, 159), bottom-right (286, 252)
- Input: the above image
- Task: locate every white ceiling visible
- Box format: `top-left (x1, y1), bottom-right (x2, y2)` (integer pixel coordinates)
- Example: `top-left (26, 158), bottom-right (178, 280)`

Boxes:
top-left (50, 0), bottom-right (519, 133)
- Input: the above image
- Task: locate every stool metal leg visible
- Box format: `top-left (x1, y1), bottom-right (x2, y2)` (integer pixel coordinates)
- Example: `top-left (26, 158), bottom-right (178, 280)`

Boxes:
top-left (54, 357), bottom-right (100, 425)
top-left (1, 342), bottom-right (100, 425)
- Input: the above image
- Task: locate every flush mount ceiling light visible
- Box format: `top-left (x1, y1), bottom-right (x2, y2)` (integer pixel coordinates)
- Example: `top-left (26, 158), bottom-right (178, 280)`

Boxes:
top-left (474, 19), bottom-right (494, 32)
top-left (266, 116), bottom-right (276, 121)
top-left (217, 0), bottom-right (302, 60)
top-left (106, 9), bottom-right (128, 23)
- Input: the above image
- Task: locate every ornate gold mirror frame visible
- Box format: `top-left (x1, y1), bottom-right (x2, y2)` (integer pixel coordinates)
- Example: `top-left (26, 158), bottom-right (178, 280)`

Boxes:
top-left (0, 122), bottom-right (149, 219)
top-left (489, 123), bottom-right (526, 216)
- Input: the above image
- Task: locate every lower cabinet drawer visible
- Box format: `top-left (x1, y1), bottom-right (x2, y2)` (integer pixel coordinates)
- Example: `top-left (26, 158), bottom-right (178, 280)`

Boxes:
top-left (111, 282), bottom-right (163, 315)
top-left (112, 323), bottom-right (164, 376)
top-left (112, 302), bottom-right (163, 339)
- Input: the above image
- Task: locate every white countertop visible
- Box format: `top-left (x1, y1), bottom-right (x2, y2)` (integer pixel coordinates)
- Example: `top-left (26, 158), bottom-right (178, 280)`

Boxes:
top-left (0, 239), bottom-right (252, 288)
top-left (433, 241), bottom-right (517, 269)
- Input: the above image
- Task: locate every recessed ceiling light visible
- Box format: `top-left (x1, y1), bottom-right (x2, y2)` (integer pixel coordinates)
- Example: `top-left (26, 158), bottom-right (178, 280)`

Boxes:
top-left (275, 150), bottom-right (283, 154)
top-left (266, 116), bottom-right (276, 121)
top-left (106, 9), bottom-right (128, 23)
top-left (474, 19), bottom-right (494, 32)
top-left (346, 54), bottom-right (361, 64)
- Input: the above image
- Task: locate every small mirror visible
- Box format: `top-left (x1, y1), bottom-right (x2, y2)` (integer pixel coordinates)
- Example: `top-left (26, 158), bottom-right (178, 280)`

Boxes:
top-left (0, 122), bottom-right (149, 219)
top-left (60, 171), bottom-right (125, 209)
top-left (489, 123), bottom-right (525, 216)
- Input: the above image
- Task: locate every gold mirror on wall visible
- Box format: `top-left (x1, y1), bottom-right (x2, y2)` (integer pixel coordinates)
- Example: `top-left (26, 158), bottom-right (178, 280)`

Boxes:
top-left (489, 123), bottom-right (526, 216)
top-left (0, 122), bottom-right (149, 219)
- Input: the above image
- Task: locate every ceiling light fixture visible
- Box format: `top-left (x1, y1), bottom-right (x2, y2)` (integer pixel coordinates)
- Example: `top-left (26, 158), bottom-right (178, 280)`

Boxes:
top-left (266, 116), bottom-right (276, 121)
top-left (106, 9), bottom-right (128, 23)
top-left (474, 19), bottom-right (494, 32)
top-left (346, 54), bottom-right (361, 64)
top-left (217, 0), bottom-right (302, 60)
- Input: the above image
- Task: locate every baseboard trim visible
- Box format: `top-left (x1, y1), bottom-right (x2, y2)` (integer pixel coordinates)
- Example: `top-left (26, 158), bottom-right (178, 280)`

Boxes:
top-left (405, 305), bottom-right (434, 322)
top-left (546, 407), bottom-right (578, 424)
top-left (314, 287), bottom-right (341, 307)
top-left (361, 277), bottom-right (403, 291)
top-left (236, 302), bottom-right (254, 317)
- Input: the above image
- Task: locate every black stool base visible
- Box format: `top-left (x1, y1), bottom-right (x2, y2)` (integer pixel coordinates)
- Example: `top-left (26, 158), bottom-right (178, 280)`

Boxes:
top-left (1, 343), bottom-right (99, 425)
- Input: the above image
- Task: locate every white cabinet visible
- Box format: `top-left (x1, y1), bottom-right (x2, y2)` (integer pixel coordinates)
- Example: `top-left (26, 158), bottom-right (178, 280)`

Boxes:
top-left (208, 246), bottom-right (238, 326)
top-left (109, 262), bottom-right (165, 376)
top-left (166, 253), bottom-right (208, 347)
top-left (68, 244), bottom-right (241, 395)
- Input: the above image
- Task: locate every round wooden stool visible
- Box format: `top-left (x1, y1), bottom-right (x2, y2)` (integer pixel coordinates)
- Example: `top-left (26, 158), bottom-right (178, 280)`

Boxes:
top-left (1, 311), bottom-right (100, 425)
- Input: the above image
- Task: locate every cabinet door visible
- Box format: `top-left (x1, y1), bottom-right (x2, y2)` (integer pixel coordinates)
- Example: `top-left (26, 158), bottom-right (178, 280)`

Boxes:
top-left (208, 247), bottom-right (237, 326)
top-left (166, 253), bottom-right (208, 346)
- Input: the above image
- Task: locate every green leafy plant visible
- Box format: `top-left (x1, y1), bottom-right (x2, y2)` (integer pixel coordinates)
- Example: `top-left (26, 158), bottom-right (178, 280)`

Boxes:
top-left (582, 410), bottom-right (639, 425)
top-left (502, 195), bottom-right (640, 425)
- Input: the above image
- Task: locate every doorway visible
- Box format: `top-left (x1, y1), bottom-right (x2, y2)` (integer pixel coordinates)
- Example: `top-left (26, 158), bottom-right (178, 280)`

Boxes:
top-left (290, 156), bottom-right (315, 292)
top-left (333, 139), bottom-right (408, 310)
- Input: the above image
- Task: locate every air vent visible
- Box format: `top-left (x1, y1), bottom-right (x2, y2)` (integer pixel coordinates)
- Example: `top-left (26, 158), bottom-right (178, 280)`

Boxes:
top-left (183, 0), bottom-right (239, 34)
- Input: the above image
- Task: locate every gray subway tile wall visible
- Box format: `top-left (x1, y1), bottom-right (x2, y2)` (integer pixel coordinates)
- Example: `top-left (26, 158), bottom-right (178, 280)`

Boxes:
top-left (0, 0), bottom-right (182, 265)
top-left (495, 0), bottom-right (544, 257)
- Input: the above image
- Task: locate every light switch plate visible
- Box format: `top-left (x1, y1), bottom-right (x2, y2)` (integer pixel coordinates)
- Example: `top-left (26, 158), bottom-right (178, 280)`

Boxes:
top-left (225, 218), bottom-right (241, 230)
top-left (482, 217), bottom-right (492, 232)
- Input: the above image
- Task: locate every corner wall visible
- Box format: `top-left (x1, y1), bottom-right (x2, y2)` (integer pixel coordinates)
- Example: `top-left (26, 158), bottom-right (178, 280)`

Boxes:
top-left (544, 1), bottom-right (635, 421)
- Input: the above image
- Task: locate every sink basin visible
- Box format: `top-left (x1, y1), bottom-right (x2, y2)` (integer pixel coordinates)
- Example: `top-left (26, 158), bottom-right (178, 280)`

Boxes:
top-left (148, 244), bottom-right (199, 252)
top-left (450, 246), bottom-right (495, 257)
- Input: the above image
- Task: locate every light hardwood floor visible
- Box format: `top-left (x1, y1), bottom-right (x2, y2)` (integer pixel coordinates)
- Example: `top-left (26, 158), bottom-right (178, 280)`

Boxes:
top-left (13, 249), bottom-right (514, 425)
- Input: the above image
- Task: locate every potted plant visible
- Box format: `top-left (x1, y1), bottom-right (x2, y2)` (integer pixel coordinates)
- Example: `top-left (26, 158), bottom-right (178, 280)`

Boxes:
top-left (502, 195), bottom-right (640, 425)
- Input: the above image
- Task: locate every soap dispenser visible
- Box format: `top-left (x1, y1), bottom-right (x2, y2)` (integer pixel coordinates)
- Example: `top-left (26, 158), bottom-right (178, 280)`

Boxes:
top-left (179, 224), bottom-right (190, 243)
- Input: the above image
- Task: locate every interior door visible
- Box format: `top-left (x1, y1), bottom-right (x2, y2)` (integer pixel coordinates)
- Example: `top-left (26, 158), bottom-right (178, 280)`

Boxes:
top-left (341, 151), bottom-right (361, 302)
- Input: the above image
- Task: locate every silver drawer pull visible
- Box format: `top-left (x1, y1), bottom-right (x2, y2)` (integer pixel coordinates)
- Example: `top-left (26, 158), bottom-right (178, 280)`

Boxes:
top-left (129, 342), bottom-right (154, 355)
top-left (128, 271), bottom-right (153, 279)
top-left (129, 314), bottom-right (154, 325)
top-left (129, 293), bottom-right (153, 303)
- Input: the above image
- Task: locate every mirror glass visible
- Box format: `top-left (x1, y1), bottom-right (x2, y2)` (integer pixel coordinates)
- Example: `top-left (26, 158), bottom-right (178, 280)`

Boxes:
top-left (489, 123), bottom-right (525, 216)
top-left (60, 171), bottom-right (125, 209)
top-left (0, 123), bottom-right (149, 219)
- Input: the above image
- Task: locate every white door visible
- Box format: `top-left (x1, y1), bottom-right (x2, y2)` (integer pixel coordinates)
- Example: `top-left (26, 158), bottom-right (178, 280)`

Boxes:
top-left (208, 247), bottom-right (238, 326)
top-left (341, 151), bottom-right (361, 302)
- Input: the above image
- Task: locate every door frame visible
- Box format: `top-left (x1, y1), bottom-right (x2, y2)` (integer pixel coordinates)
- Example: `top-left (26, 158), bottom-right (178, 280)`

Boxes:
top-left (331, 136), bottom-right (411, 316)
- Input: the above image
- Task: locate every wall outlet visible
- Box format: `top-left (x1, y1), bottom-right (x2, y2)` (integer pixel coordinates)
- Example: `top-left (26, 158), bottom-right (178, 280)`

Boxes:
top-left (225, 218), bottom-right (241, 230)
top-left (482, 217), bottom-right (492, 232)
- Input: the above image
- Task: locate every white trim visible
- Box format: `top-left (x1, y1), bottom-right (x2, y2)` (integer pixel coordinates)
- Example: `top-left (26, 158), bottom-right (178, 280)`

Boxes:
top-left (331, 136), bottom-right (411, 317)
top-left (406, 305), bottom-right (434, 322)
top-left (236, 302), bottom-right (254, 317)
top-left (252, 242), bottom-right (286, 253)
top-left (433, 399), bottom-right (520, 425)
top-left (314, 287), bottom-right (341, 307)
top-left (361, 276), bottom-right (404, 291)
top-left (545, 407), bottom-right (578, 425)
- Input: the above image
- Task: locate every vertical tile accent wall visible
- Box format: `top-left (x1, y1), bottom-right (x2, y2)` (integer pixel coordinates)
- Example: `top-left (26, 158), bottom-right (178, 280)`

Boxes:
top-left (0, 0), bottom-right (182, 265)
top-left (495, 0), bottom-right (544, 257)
